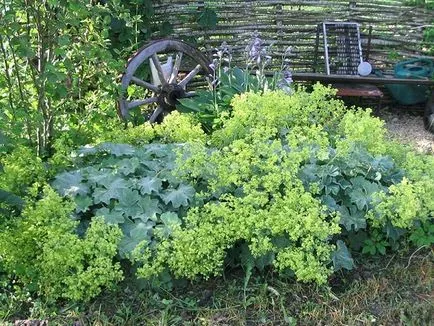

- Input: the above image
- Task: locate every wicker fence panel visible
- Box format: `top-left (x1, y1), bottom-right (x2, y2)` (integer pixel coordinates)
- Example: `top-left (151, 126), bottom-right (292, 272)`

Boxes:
top-left (150, 0), bottom-right (434, 72)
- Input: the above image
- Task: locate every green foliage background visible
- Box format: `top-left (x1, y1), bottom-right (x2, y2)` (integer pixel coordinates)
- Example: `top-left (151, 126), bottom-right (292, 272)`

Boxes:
top-left (0, 0), bottom-right (213, 157)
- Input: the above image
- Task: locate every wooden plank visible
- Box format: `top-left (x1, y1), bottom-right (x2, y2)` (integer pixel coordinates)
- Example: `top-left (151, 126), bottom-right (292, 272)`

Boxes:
top-left (334, 84), bottom-right (383, 97)
top-left (291, 73), bottom-right (434, 85)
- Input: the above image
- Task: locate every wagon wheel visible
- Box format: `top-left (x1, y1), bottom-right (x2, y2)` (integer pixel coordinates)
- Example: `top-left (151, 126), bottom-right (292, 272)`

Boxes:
top-left (424, 91), bottom-right (434, 133)
top-left (118, 39), bottom-right (212, 123)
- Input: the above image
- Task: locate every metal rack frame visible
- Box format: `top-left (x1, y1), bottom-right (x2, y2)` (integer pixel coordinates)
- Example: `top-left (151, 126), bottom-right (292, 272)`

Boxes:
top-left (322, 22), bottom-right (363, 75)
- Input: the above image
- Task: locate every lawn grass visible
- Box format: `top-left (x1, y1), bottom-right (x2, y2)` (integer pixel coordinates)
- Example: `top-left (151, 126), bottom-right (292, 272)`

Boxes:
top-left (3, 247), bottom-right (432, 325)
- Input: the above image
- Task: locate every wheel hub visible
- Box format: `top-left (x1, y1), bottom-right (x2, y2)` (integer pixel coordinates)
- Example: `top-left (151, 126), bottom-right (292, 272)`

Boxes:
top-left (157, 83), bottom-right (186, 110)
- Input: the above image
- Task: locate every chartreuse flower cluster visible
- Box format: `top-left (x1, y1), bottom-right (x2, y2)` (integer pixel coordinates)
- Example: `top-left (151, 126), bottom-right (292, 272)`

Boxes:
top-left (368, 178), bottom-right (434, 229)
top-left (0, 187), bottom-right (123, 302)
top-left (134, 86), bottom-right (349, 284)
top-left (211, 83), bottom-right (345, 147)
top-left (100, 111), bottom-right (206, 145)
top-left (136, 140), bottom-right (341, 284)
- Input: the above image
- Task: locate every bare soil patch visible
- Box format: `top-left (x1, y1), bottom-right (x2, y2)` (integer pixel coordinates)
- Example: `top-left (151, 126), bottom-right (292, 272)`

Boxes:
top-left (379, 110), bottom-right (434, 154)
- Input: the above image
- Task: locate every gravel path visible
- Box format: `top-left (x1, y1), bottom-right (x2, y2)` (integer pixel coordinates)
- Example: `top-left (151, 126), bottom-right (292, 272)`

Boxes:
top-left (379, 110), bottom-right (434, 154)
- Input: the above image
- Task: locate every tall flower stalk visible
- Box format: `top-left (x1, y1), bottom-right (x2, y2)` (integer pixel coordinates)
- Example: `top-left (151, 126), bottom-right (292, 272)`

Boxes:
top-left (208, 41), bottom-right (234, 116)
top-left (275, 46), bottom-right (294, 94)
top-left (244, 31), bottom-right (273, 92)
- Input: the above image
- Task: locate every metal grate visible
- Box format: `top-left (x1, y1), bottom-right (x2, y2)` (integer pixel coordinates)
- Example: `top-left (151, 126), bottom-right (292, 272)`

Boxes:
top-left (322, 22), bottom-right (362, 75)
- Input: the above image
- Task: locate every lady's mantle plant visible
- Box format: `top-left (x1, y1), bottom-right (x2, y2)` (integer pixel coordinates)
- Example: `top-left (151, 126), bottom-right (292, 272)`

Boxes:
top-left (3, 85), bottom-right (432, 304)
top-left (0, 187), bottom-right (123, 302)
top-left (133, 85), bottom-right (433, 284)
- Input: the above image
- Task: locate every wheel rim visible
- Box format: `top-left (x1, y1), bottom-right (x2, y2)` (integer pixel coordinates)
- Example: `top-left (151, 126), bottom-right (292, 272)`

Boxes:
top-left (424, 92), bottom-right (434, 133)
top-left (118, 39), bottom-right (212, 123)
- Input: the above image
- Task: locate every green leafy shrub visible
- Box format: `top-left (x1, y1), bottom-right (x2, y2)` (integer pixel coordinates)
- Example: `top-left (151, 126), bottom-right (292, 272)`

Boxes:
top-left (177, 34), bottom-right (294, 131)
top-left (131, 87), bottom-right (346, 283)
top-left (0, 147), bottom-right (46, 196)
top-left (51, 141), bottom-right (196, 260)
top-left (101, 111), bottom-right (206, 146)
top-left (0, 187), bottom-right (123, 302)
top-left (132, 87), bottom-right (433, 284)
top-left (45, 86), bottom-right (433, 290)
top-left (0, 0), bottom-right (126, 156)
top-left (211, 84), bottom-right (344, 147)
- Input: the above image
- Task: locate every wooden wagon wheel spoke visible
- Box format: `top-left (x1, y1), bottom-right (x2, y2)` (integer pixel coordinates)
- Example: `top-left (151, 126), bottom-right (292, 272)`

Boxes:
top-left (169, 52), bottom-right (183, 84)
top-left (131, 76), bottom-right (159, 93)
top-left (149, 107), bottom-right (164, 123)
top-left (127, 97), bottom-right (158, 110)
top-left (178, 64), bottom-right (202, 89)
top-left (151, 53), bottom-right (169, 86)
top-left (185, 91), bottom-right (196, 97)
top-left (118, 39), bottom-right (212, 123)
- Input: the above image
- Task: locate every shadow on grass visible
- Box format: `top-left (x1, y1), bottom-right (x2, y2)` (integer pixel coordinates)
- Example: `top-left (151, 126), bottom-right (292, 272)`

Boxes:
top-left (3, 247), bottom-right (433, 326)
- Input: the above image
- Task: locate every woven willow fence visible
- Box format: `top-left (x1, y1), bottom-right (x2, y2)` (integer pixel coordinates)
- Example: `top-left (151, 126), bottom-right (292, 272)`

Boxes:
top-left (151, 0), bottom-right (434, 73)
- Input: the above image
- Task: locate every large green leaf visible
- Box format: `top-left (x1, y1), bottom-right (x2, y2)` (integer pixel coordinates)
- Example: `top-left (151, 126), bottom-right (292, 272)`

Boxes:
top-left (0, 189), bottom-right (24, 209)
top-left (137, 196), bottom-right (162, 217)
top-left (350, 176), bottom-right (379, 194)
top-left (137, 176), bottom-right (162, 195)
top-left (118, 188), bottom-right (141, 206)
top-left (325, 182), bottom-right (340, 196)
top-left (332, 240), bottom-right (355, 271)
top-left (83, 168), bottom-right (116, 187)
top-left (338, 204), bottom-right (366, 231)
top-left (178, 95), bottom-right (210, 113)
top-left (52, 171), bottom-right (88, 197)
top-left (160, 212), bottom-right (181, 227)
top-left (321, 195), bottom-right (338, 211)
top-left (119, 221), bottom-right (153, 257)
top-left (117, 189), bottom-right (143, 217)
top-left (335, 178), bottom-right (352, 190)
top-left (157, 212), bottom-right (182, 238)
top-left (74, 194), bottom-right (93, 213)
top-left (348, 176), bottom-right (380, 210)
top-left (161, 184), bottom-right (195, 208)
top-left (348, 188), bottom-right (369, 211)
top-left (117, 157), bottom-right (140, 176)
top-left (130, 222), bottom-right (154, 241)
top-left (95, 207), bottom-right (125, 224)
top-left (93, 178), bottom-right (131, 205)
